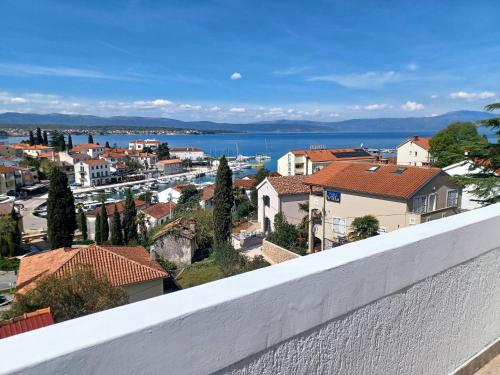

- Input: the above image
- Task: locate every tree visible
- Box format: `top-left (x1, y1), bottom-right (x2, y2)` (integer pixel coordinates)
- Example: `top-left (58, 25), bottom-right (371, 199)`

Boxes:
top-left (49, 130), bottom-right (66, 151)
top-left (105, 141), bottom-right (110, 148)
top-left (35, 127), bottom-right (43, 145)
top-left (88, 133), bottom-right (94, 144)
top-left (67, 134), bottom-right (73, 150)
top-left (266, 212), bottom-right (298, 250)
top-left (213, 242), bottom-right (244, 276)
top-left (59, 132), bottom-right (66, 151)
top-left (348, 215), bottom-right (379, 241)
top-left (157, 142), bottom-right (171, 160)
top-left (250, 167), bottom-right (269, 208)
top-left (110, 205), bottom-right (124, 245)
top-left (10, 206), bottom-right (22, 255)
top-left (78, 207), bottom-right (88, 241)
top-left (429, 122), bottom-right (488, 167)
top-left (28, 130), bottom-right (35, 146)
top-left (3, 266), bottom-right (128, 323)
top-left (99, 200), bottom-right (109, 243)
top-left (176, 184), bottom-right (200, 212)
top-left (42, 130), bottom-right (48, 146)
top-left (122, 188), bottom-right (137, 243)
top-left (47, 166), bottom-right (76, 248)
top-left (213, 156), bottom-right (234, 246)
top-left (95, 213), bottom-right (102, 244)
top-left (0, 215), bottom-right (19, 258)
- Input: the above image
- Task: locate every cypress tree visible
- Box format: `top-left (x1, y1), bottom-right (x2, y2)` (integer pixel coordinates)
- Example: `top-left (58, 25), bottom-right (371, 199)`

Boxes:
top-left (50, 130), bottom-right (60, 148)
top-left (88, 133), bottom-right (94, 144)
top-left (110, 205), bottom-right (124, 245)
top-left (29, 131), bottom-right (35, 146)
top-left (36, 127), bottom-right (43, 145)
top-left (47, 166), bottom-right (76, 248)
top-left (10, 206), bottom-right (22, 256)
top-left (213, 156), bottom-right (234, 246)
top-left (122, 188), bottom-right (137, 244)
top-left (105, 141), bottom-right (110, 148)
top-left (99, 200), bottom-right (109, 243)
top-left (67, 134), bottom-right (73, 149)
top-left (95, 213), bottom-right (102, 244)
top-left (78, 207), bottom-right (88, 241)
top-left (59, 133), bottom-right (66, 151)
top-left (43, 130), bottom-right (48, 145)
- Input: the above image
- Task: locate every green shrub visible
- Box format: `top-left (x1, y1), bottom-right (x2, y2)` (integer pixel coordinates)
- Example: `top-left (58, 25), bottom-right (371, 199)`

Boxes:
top-left (0, 257), bottom-right (20, 271)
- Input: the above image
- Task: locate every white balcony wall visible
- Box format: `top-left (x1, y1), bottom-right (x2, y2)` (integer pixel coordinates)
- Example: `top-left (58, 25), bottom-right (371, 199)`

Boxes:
top-left (0, 204), bottom-right (499, 375)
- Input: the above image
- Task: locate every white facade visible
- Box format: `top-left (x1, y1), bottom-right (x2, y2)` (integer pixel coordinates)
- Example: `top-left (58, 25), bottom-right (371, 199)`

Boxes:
top-left (396, 137), bottom-right (431, 166)
top-left (58, 151), bottom-right (90, 165)
top-left (156, 159), bottom-right (183, 175)
top-left (73, 144), bottom-right (105, 158)
top-left (74, 160), bottom-right (111, 187)
top-left (157, 187), bottom-right (182, 204)
top-left (170, 148), bottom-right (205, 161)
top-left (128, 139), bottom-right (160, 151)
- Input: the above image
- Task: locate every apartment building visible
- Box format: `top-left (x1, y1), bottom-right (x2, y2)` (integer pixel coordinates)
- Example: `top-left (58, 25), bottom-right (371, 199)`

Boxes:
top-left (305, 162), bottom-right (461, 251)
top-left (58, 151), bottom-right (91, 165)
top-left (128, 139), bottom-right (160, 152)
top-left (156, 159), bottom-right (183, 175)
top-left (74, 159), bottom-right (111, 187)
top-left (72, 143), bottom-right (106, 158)
top-left (0, 165), bottom-right (17, 195)
top-left (396, 136), bottom-right (432, 166)
top-left (170, 147), bottom-right (205, 160)
top-left (277, 147), bottom-right (376, 176)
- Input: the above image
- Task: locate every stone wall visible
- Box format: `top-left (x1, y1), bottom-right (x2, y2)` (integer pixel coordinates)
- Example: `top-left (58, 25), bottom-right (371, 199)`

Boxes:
top-left (261, 239), bottom-right (300, 263)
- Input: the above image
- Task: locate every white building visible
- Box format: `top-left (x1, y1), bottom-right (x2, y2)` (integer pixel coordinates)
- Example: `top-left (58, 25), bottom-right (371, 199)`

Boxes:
top-left (442, 160), bottom-right (499, 210)
top-left (157, 186), bottom-right (183, 204)
top-left (156, 159), bottom-right (183, 175)
top-left (396, 136), bottom-right (432, 167)
top-left (141, 202), bottom-right (176, 229)
top-left (170, 147), bottom-right (205, 161)
top-left (75, 159), bottom-right (112, 187)
top-left (71, 143), bottom-right (106, 158)
top-left (58, 151), bottom-right (90, 165)
top-left (128, 139), bottom-right (160, 152)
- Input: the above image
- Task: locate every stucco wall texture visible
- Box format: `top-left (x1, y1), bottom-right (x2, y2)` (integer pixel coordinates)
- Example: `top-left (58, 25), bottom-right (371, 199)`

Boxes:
top-left (261, 239), bottom-right (300, 264)
top-left (219, 246), bottom-right (500, 375)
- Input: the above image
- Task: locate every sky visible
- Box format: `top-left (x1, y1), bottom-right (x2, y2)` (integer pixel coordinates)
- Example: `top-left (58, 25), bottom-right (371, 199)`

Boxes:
top-left (0, 0), bottom-right (499, 123)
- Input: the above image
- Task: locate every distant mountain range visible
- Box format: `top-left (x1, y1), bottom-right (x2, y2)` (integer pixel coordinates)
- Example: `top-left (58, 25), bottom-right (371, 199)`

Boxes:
top-left (0, 110), bottom-right (495, 133)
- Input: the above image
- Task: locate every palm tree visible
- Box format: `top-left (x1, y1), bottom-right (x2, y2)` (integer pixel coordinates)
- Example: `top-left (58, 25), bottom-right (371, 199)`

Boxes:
top-left (135, 212), bottom-right (149, 240)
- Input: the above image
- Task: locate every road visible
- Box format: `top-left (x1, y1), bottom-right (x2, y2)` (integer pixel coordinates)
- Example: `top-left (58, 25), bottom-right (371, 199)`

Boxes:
top-left (19, 196), bottom-right (48, 234)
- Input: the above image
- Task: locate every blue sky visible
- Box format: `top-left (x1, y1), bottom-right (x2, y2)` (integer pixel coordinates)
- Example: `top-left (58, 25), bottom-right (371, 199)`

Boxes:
top-left (0, 0), bottom-right (499, 122)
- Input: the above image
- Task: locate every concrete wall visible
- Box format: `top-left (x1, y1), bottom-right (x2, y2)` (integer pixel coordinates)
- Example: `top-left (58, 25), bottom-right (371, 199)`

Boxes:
top-left (124, 279), bottom-right (164, 303)
top-left (150, 235), bottom-right (195, 265)
top-left (0, 204), bottom-right (499, 375)
top-left (261, 239), bottom-right (300, 264)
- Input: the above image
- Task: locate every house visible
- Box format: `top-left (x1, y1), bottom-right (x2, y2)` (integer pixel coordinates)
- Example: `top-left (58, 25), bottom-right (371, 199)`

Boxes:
top-left (74, 159), bottom-right (111, 187)
top-left (0, 165), bottom-right (17, 195)
top-left (156, 159), bottom-right (183, 175)
top-left (15, 244), bottom-right (167, 303)
top-left (200, 184), bottom-right (215, 209)
top-left (277, 147), bottom-right (376, 176)
top-left (21, 145), bottom-right (55, 159)
top-left (99, 151), bottom-right (128, 164)
top-left (304, 162), bottom-right (461, 251)
top-left (0, 308), bottom-right (54, 339)
top-left (157, 185), bottom-right (184, 204)
top-left (72, 143), bottom-right (105, 158)
top-left (58, 151), bottom-right (90, 165)
top-left (170, 147), bottom-right (205, 161)
top-left (141, 202), bottom-right (176, 229)
top-left (234, 176), bottom-right (255, 199)
top-left (87, 199), bottom-right (147, 220)
top-left (396, 136), bottom-right (432, 166)
top-left (13, 166), bottom-right (39, 188)
top-left (128, 152), bottom-right (158, 169)
top-left (257, 175), bottom-right (315, 233)
top-left (128, 139), bottom-right (160, 152)
top-left (150, 218), bottom-right (197, 265)
top-left (59, 162), bottom-right (75, 183)
top-left (442, 160), bottom-right (499, 210)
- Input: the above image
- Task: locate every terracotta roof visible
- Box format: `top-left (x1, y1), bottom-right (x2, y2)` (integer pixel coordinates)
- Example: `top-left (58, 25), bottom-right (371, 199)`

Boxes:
top-left (100, 152), bottom-right (127, 159)
top-left (16, 245), bottom-right (167, 294)
top-left (142, 202), bottom-right (175, 219)
top-left (153, 218), bottom-right (196, 240)
top-left (264, 175), bottom-right (319, 196)
top-left (7, 144), bottom-right (30, 150)
top-left (304, 162), bottom-right (442, 200)
top-left (201, 184), bottom-right (215, 202)
top-left (289, 148), bottom-right (374, 162)
top-left (399, 136), bottom-right (431, 150)
top-left (87, 199), bottom-right (146, 217)
top-left (69, 152), bottom-right (90, 161)
top-left (157, 158), bottom-right (182, 165)
top-left (170, 147), bottom-right (203, 152)
top-left (0, 308), bottom-right (54, 339)
top-left (82, 159), bottom-right (109, 166)
top-left (234, 178), bottom-right (254, 188)
top-left (72, 144), bottom-right (103, 151)
top-left (0, 165), bottom-right (16, 174)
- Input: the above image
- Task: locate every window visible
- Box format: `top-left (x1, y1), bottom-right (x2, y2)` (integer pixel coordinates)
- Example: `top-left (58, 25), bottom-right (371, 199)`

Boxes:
top-left (392, 167), bottom-right (407, 174)
top-left (446, 190), bottom-right (458, 208)
top-left (367, 166), bottom-right (380, 172)
top-left (263, 195), bottom-right (270, 207)
top-left (428, 193), bottom-right (437, 211)
top-left (332, 217), bottom-right (347, 236)
top-left (412, 195), bottom-right (427, 214)
top-left (415, 151), bottom-right (418, 156)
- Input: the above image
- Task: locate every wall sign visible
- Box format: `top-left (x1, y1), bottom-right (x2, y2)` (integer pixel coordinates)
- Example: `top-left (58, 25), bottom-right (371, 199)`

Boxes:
top-left (326, 190), bottom-right (341, 203)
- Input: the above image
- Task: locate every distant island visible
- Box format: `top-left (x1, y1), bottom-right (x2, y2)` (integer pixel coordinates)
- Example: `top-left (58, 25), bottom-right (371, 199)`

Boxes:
top-left (0, 110), bottom-right (495, 135)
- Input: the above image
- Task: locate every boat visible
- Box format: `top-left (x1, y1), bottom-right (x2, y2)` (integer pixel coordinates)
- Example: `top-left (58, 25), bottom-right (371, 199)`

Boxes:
top-left (251, 162), bottom-right (264, 169)
top-left (255, 154), bottom-right (271, 161)
top-left (104, 188), bottom-right (113, 194)
top-left (131, 185), bottom-right (141, 191)
top-left (74, 193), bottom-right (88, 200)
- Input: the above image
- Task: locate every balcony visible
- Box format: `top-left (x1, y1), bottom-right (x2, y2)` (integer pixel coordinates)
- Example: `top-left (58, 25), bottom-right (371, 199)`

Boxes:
top-left (0, 204), bottom-right (499, 374)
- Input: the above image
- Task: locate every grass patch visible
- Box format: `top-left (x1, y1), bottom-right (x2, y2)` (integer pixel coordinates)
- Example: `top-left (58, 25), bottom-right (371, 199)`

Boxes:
top-left (176, 261), bottom-right (224, 289)
top-left (0, 257), bottom-right (20, 271)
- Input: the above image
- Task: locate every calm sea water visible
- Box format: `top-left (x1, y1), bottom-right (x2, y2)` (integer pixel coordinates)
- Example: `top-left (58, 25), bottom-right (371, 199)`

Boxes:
top-left (5, 131), bottom-right (435, 171)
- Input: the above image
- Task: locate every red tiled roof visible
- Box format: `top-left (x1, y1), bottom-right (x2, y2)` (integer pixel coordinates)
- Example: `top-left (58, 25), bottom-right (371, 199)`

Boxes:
top-left (399, 136), bottom-right (431, 150)
top-left (201, 184), bottom-right (215, 202)
top-left (0, 165), bottom-right (16, 174)
top-left (82, 159), bottom-right (109, 166)
top-left (264, 175), bottom-right (319, 196)
top-left (289, 148), bottom-right (375, 162)
top-left (153, 218), bottom-right (196, 240)
top-left (304, 162), bottom-right (442, 199)
top-left (142, 202), bottom-right (175, 219)
top-left (234, 178), bottom-right (254, 188)
top-left (0, 308), bottom-right (54, 339)
top-left (72, 144), bottom-right (102, 151)
top-left (87, 199), bottom-right (146, 217)
top-left (100, 152), bottom-right (127, 159)
top-left (157, 158), bottom-right (182, 165)
top-left (16, 245), bottom-right (167, 294)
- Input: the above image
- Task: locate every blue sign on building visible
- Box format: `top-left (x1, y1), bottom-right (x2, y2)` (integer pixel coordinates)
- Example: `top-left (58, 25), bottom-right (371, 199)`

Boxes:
top-left (326, 190), bottom-right (341, 203)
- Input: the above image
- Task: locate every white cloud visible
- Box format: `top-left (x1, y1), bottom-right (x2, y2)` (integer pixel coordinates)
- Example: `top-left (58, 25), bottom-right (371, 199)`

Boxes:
top-left (272, 66), bottom-right (310, 76)
top-left (210, 106), bottom-right (221, 112)
top-left (329, 113), bottom-right (340, 117)
top-left (179, 104), bottom-right (202, 110)
top-left (401, 101), bottom-right (425, 111)
top-left (364, 103), bottom-right (389, 110)
top-left (230, 72), bottom-right (242, 80)
top-left (405, 63), bottom-right (419, 71)
top-left (10, 97), bottom-right (28, 104)
top-left (308, 70), bottom-right (398, 88)
top-left (449, 91), bottom-right (496, 100)
top-left (229, 107), bottom-right (246, 113)
top-left (152, 99), bottom-right (173, 106)
top-left (430, 94), bottom-right (438, 99)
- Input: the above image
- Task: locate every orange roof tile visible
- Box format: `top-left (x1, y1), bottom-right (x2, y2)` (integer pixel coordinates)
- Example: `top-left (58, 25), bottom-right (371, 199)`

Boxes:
top-left (264, 175), bottom-right (320, 195)
top-left (72, 143), bottom-right (103, 151)
top-left (87, 199), bottom-right (146, 217)
top-left (0, 308), bottom-right (54, 339)
top-left (0, 165), bottom-right (16, 174)
top-left (304, 162), bottom-right (442, 199)
top-left (157, 158), bottom-right (182, 165)
top-left (399, 136), bottom-right (431, 150)
top-left (201, 184), bottom-right (215, 202)
top-left (82, 159), bottom-right (109, 166)
top-left (153, 218), bottom-right (196, 240)
top-left (16, 245), bottom-right (167, 294)
top-left (142, 202), bottom-right (175, 219)
top-left (234, 178), bottom-right (254, 189)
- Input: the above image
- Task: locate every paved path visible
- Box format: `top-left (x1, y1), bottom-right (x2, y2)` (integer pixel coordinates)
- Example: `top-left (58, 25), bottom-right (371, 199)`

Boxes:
top-left (18, 196), bottom-right (47, 233)
top-left (0, 271), bottom-right (17, 291)
top-left (474, 354), bottom-right (500, 375)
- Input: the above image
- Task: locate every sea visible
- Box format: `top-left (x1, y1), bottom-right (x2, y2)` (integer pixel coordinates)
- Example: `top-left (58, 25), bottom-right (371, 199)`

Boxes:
top-left (4, 131), bottom-right (436, 172)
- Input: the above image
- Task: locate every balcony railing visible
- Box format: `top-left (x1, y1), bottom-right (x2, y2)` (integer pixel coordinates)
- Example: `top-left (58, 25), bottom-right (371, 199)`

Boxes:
top-left (0, 204), bottom-right (499, 374)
